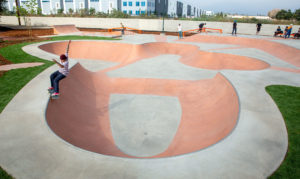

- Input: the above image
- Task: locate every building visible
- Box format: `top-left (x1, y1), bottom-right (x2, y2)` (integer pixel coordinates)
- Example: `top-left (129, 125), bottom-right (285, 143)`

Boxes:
top-left (4, 0), bottom-right (201, 17)
top-left (205, 10), bottom-right (214, 16)
top-left (121, 0), bottom-right (155, 15)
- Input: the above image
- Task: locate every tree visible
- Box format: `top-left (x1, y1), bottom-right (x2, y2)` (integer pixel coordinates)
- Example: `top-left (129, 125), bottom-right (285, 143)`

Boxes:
top-left (276, 9), bottom-right (293, 20)
top-left (286, 9), bottom-right (293, 19)
top-left (0, 0), bottom-right (6, 13)
top-left (19, 0), bottom-right (40, 38)
top-left (68, 8), bottom-right (74, 15)
top-left (268, 9), bottom-right (280, 19)
top-left (276, 10), bottom-right (287, 20)
top-left (294, 9), bottom-right (300, 21)
top-left (89, 8), bottom-right (96, 16)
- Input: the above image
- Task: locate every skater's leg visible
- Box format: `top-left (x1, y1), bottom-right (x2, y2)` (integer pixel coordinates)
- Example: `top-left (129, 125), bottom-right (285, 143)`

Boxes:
top-left (50, 71), bottom-right (59, 88)
top-left (53, 73), bottom-right (66, 93)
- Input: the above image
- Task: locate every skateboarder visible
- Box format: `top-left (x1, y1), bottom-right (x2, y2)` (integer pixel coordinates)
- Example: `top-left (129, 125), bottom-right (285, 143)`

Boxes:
top-left (256, 23), bottom-right (262, 35)
top-left (48, 40), bottom-right (71, 99)
top-left (120, 22), bottom-right (125, 35)
top-left (198, 23), bottom-right (206, 33)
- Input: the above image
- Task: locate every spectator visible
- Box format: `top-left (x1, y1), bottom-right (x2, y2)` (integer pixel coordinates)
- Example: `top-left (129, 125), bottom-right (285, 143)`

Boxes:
top-left (232, 20), bottom-right (237, 35)
top-left (284, 24), bottom-right (293, 38)
top-left (293, 28), bottom-right (300, 39)
top-left (256, 23), bottom-right (262, 35)
top-left (178, 24), bottom-right (183, 39)
top-left (274, 26), bottom-right (283, 37)
top-left (283, 26), bottom-right (288, 37)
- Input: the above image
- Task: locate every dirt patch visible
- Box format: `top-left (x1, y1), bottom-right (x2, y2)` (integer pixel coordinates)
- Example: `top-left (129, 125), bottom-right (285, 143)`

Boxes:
top-left (0, 53), bottom-right (12, 65)
top-left (78, 28), bottom-right (108, 32)
top-left (0, 28), bottom-right (54, 37)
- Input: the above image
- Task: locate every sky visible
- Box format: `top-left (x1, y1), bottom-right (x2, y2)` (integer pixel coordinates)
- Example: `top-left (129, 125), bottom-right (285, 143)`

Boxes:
top-left (189, 0), bottom-right (300, 16)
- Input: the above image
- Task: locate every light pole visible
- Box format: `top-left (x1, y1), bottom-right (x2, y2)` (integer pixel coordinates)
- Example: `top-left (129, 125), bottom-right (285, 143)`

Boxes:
top-left (162, 0), bottom-right (165, 34)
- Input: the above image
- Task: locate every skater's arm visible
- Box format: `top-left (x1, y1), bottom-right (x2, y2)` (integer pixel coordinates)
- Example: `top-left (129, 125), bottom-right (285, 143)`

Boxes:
top-left (52, 59), bottom-right (64, 68)
top-left (65, 40), bottom-right (71, 57)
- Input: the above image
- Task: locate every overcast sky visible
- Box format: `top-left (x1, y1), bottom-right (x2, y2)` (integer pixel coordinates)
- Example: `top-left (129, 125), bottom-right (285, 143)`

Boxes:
top-left (189, 0), bottom-right (300, 15)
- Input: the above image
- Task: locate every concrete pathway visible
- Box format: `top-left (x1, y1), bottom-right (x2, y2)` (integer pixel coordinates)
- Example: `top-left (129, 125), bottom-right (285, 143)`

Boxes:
top-left (0, 62), bottom-right (44, 71)
top-left (0, 34), bottom-right (299, 179)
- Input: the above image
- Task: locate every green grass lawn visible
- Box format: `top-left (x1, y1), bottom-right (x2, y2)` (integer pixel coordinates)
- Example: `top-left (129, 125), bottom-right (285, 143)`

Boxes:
top-left (0, 42), bottom-right (53, 113)
top-left (0, 166), bottom-right (13, 179)
top-left (266, 85), bottom-right (300, 179)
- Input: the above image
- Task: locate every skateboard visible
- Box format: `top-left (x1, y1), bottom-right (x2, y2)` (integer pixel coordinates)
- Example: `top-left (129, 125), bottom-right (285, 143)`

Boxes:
top-left (48, 88), bottom-right (59, 99)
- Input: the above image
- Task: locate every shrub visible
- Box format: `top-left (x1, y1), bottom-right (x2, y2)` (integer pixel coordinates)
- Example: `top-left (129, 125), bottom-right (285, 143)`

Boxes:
top-left (108, 9), bottom-right (129, 18)
top-left (89, 8), bottom-right (96, 16)
top-left (57, 9), bottom-right (64, 14)
top-left (96, 11), bottom-right (108, 18)
top-left (68, 8), bottom-right (73, 15)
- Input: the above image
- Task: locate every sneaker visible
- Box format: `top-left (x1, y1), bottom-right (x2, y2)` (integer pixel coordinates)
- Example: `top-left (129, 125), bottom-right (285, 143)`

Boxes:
top-left (48, 87), bottom-right (54, 94)
top-left (51, 93), bottom-right (59, 99)
top-left (51, 92), bottom-right (59, 96)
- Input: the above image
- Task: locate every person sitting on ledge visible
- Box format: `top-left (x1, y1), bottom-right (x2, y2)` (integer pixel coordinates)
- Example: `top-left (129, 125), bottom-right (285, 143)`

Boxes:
top-left (274, 26), bottom-right (283, 37)
top-left (283, 26), bottom-right (288, 37)
top-left (293, 28), bottom-right (300, 39)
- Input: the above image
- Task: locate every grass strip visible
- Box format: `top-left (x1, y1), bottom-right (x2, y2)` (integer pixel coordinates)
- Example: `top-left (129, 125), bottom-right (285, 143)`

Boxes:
top-left (0, 42), bottom-right (53, 112)
top-left (266, 85), bottom-right (300, 179)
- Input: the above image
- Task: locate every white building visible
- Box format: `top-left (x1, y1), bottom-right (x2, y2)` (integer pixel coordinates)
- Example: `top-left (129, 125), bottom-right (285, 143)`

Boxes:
top-left (205, 10), bottom-right (214, 16)
top-left (121, 0), bottom-right (155, 15)
top-left (4, 0), bottom-right (202, 17)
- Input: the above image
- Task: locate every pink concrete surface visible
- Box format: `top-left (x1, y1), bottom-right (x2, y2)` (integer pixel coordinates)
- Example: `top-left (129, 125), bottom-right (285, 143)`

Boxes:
top-left (53, 25), bottom-right (133, 36)
top-left (42, 40), bottom-right (247, 158)
top-left (181, 34), bottom-right (300, 68)
top-left (0, 62), bottom-right (44, 71)
top-left (42, 36), bottom-right (300, 158)
top-left (46, 64), bottom-right (239, 158)
top-left (53, 25), bottom-right (80, 34)
top-left (39, 41), bottom-right (270, 71)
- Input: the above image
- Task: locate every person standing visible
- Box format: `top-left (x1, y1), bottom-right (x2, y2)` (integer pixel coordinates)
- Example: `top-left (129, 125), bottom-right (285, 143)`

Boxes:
top-left (256, 22), bottom-right (262, 35)
top-left (120, 22), bottom-right (125, 35)
top-left (285, 24), bottom-right (293, 38)
top-left (178, 24), bottom-right (183, 39)
top-left (232, 20), bottom-right (237, 35)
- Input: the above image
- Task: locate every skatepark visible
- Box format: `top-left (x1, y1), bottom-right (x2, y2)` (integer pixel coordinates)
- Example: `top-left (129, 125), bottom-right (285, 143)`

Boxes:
top-left (0, 24), bottom-right (299, 178)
